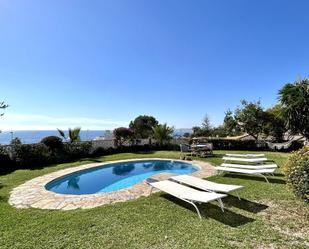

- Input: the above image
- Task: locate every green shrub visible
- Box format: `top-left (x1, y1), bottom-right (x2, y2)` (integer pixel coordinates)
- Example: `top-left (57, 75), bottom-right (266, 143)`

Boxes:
top-left (63, 142), bottom-right (92, 160)
top-left (10, 137), bottom-right (22, 145)
top-left (40, 136), bottom-right (63, 151)
top-left (198, 138), bottom-right (301, 151)
top-left (11, 143), bottom-right (52, 168)
top-left (207, 139), bottom-right (267, 151)
top-left (0, 146), bottom-right (12, 169)
top-left (283, 147), bottom-right (309, 203)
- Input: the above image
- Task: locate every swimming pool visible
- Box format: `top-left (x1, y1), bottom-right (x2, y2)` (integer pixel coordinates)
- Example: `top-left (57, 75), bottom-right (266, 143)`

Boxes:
top-left (46, 160), bottom-right (199, 195)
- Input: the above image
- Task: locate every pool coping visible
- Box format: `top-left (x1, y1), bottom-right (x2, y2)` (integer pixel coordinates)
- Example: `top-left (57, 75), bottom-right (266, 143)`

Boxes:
top-left (9, 158), bottom-right (216, 210)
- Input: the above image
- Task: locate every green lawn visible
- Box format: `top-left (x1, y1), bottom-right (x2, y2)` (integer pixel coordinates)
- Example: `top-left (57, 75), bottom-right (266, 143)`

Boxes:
top-left (0, 151), bottom-right (308, 249)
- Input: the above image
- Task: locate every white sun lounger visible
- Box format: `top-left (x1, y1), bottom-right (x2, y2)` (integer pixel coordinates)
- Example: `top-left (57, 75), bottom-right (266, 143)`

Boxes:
top-left (222, 157), bottom-right (268, 163)
top-left (221, 163), bottom-right (277, 170)
top-left (170, 175), bottom-right (243, 200)
top-left (215, 166), bottom-right (275, 183)
top-left (225, 153), bottom-right (265, 158)
top-left (148, 180), bottom-right (227, 218)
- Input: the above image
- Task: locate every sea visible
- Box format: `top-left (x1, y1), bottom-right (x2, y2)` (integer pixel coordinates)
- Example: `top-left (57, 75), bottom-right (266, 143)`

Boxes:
top-left (0, 129), bottom-right (192, 145)
top-left (0, 130), bottom-right (108, 145)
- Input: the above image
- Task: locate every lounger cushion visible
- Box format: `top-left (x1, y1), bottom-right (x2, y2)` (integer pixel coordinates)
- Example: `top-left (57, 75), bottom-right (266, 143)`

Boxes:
top-left (222, 157), bottom-right (268, 162)
top-left (150, 180), bottom-right (226, 203)
top-left (170, 175), bottom-right (243, 193)
top-left (225, 154), bottom-right (265, 158)
top-left (215, 166), bottom-right (275, 174)
top-left (221, 163), bottom-right (277, 169)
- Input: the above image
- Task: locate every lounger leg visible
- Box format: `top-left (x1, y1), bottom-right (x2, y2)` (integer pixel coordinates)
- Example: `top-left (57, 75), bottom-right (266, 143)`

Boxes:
top-left (188, 201), bottom-right (202, 219)
top-left (235, 191), bottom-right (241, 200)
top-left (149, 186), bottom-right (154, 195)
top-left (217, 199), bottom-right (225, 212)
top-left (259, 174), bottom-right (269, 183)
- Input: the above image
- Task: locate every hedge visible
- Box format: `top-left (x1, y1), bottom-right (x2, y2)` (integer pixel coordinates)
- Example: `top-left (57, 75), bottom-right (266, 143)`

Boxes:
top-left (0, 142), bottom-right (92, 173)
top-left (205, 139), bottom-right (303, 151)
top-left (0, 138), bottom-right (304, 173)
top-left (0, 141), bottom-right (177, 173)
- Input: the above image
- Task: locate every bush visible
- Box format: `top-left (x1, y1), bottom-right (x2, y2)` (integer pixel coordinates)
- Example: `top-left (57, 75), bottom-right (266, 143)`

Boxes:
top-left (283, 147), bottom-right (309, 203)
top-left (40, 136), bottom-right (63, 151)
top-left (10, 137), bottom-right (22, 145)
top-left (206, 139), bottom-right (267, 151)
top-left (0, 141), bottom-right (94, 171)
top-left (113, 127), bottom-right (135, 146)
top-left (62, 142), bottom-right (92, 160)
top-left (195, 138), bottom-right (302, 151)
top-left (11, 143), bottom-right (52, 168)
top-left (0, 146), bottom-right (12, 171)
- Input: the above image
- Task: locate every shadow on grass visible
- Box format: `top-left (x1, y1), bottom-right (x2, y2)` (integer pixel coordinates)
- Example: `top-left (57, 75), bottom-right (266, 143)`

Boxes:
top-left (135, 151), bottom-right (157, 155)
top-left (0, 168), bottom-right (16, 176)
top-left (162, 195), bottom-right (255, 227)
top-left (224, 196), bottom-right (268, 213)
top-left (273, 173), bottom-right (285, 177)
top-left (222, 173), bottom-right (286, 184)
top-left (0, 195), bottom-right (8, 203)
top-left (0, 183), bottom-right (8, 203)
top-left (211, 153), bottom-right (226, 158)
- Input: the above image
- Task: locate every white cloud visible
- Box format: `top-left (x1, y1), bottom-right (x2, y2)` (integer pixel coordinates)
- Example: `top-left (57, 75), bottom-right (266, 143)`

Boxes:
top-left (0, 113), bottom-right (127, 130)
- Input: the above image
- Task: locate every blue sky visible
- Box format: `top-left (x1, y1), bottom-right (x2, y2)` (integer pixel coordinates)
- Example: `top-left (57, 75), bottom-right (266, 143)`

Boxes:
top-left (1, 0), bottom-right (308, 130)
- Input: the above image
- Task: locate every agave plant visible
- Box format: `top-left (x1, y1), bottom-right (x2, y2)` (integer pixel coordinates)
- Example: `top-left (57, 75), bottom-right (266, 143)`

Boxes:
top-left (152, 123), bottom-right (174, 146)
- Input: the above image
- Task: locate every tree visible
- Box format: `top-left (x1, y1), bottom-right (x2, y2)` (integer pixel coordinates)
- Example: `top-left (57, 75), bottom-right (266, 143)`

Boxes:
top-left (235, 100), bottom-right (265, 140)
top-left (0, 101), bottom-right (8, 116)
top-left (113, 127), bottom-right (135, 146)
top-left (223, 110), bottom-right (241, 136)
top-left (152, 123), bottom-right (174, 146)
top-left (40, 136), bottom-right (63, 151)
top-left (68, 127), bottom-right (81, 142)
top-left (57, 127), bottom-right (81, 143)
top-left (183, 132), bottom-right (191, 138)
top-left (10, 137), bottom-right (22, 145)
top-left (192, 114), bottom-right (213, 137)
top-left (192, 126), bottom-right (206, 137)
top-left (262, 105), bottom-right (286, 141)
top-left (211, 125), bottom-right (228, 137)
top-left (57, 129), bottom-right (66, 140)
top-left (279, 78), bottom-right (309, 140)
top-left (129, 115), bottom-right (159, 138)
top-left (201, 115), bottom-right (212, 136)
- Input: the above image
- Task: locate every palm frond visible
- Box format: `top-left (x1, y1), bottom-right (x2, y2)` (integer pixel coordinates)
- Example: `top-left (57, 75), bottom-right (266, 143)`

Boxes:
top-left (69, 127), bottom-right (81, 142)
top-left (57, 129), bottom-right (66, 140)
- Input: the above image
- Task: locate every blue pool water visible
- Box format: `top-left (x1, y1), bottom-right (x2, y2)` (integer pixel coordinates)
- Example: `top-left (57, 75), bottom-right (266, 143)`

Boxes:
top-left (46, 160), bottom-right (198, 195)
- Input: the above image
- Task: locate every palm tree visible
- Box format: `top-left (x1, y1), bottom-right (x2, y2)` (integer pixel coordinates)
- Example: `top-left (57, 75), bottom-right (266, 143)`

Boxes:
top-left (57, 129), bottom-right (66, 141)
top-left (68, 127), bottom-right (81, 142)
top-left (279, 78), bottom-right (309, 140)
top-left (57, 127), bottom-right (81, 142)
top-left (152, 123), bottom-right (174, 146)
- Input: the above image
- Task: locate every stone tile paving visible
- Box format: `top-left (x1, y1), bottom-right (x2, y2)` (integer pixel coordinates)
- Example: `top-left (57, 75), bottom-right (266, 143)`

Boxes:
top-left (9, 158), bottom-right (216, 210)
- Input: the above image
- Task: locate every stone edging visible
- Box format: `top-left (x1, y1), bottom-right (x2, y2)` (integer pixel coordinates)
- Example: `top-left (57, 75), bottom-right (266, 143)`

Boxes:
top-left (9, 158), bottom-right (216, 210)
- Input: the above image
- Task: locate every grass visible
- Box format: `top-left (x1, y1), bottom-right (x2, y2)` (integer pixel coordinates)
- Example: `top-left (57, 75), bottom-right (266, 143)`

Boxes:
top-left (0, 150), bottom-right (308, 249)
